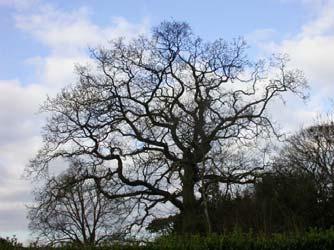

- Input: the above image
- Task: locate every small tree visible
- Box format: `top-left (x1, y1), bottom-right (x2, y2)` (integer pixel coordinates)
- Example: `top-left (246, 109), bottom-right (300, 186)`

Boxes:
top-left (28, 161), bottom-right (130, 246)
top-left (275, 123), bottom-right (334, 195)
top-left (29, 21), bottom-right (307, 234)
top-left (273, 122), bottom-right (334, 228)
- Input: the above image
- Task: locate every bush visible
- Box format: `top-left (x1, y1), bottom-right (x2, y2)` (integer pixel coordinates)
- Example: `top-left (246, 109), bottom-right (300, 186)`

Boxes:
top-left (0, 235), bottom-right (23, 249)
top-left (7, 229), bottom-right (334, 249)
top-left (146, 229), bottom-right (334, 250)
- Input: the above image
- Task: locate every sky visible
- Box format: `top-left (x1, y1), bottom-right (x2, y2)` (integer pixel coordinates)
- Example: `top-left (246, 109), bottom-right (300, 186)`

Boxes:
top-left (0, 0), bottom-right (334, 244)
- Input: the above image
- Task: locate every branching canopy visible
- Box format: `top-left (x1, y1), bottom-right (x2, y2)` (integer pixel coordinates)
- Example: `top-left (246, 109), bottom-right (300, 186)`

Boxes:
top-left (29, 21), bottom-right (307, 233)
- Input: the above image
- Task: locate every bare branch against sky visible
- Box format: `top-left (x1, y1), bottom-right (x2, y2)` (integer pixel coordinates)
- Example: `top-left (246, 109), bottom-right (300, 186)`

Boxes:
top-left (0, 0), bottom-right (334, 243)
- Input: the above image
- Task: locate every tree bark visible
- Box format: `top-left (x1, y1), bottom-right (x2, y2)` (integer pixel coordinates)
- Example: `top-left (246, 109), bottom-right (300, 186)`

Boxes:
top-left (181, 163), bottom-right (200, 234)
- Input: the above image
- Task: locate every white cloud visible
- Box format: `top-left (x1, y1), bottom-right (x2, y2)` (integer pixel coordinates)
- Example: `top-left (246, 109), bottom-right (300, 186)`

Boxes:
top-left (279, 2), bottom-right (334, 97)
top-left (0, 80), bottom-right (46, 144)
top-left (26, 55), bottom-right (90, 89)
top-left (251, 1), bottom-right (334, 133)
top-left (301, 6), bottom-right (334, 36)
top-left (0, 80), bottom-right (45, 225)
top-left (0, 206), bottom-right (27, 231)
top-left (284, 1), bottom-right (334, 92)
top-left (280, 36), bottom-right (334, 92)
top-left (15, 5), bottom-right (149, 56)
top-left (15, 3), bottom-right (149, 87)
top-left (0, 1), bottom-right (149, 242)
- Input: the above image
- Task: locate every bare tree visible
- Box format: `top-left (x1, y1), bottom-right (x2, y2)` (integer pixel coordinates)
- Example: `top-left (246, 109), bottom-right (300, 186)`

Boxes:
top-left (274, 122), bottom-right (334, 196)
top-left (28, 161), bottom-right (130, 246)
top-left (29, 21), bottom-right (307, 234)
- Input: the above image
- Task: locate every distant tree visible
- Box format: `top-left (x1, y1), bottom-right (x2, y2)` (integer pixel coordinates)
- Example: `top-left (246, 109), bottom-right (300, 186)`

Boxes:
top-left (28, 161), bottom-right (131, 246)
top-left (29, 20), bottom-right (307, 234)
top-left (273, 122), bottom-right (334, 228)
top-left (253, 172), bottom-right (319, 233)
top-left (0, 235), bottom-right (22, 249)
top-left (146, 215), bottom-right (181, 235)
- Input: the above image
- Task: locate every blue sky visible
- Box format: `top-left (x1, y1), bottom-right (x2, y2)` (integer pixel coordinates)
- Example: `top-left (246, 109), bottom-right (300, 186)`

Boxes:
top-left (0, 0), bottom-right (334, 244)
top-left (0, 0), bottom-right (313, 81)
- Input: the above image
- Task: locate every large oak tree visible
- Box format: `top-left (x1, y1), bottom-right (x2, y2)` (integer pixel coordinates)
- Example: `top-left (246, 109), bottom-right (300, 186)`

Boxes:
top-left (29, 21), bottom-right (307, 234)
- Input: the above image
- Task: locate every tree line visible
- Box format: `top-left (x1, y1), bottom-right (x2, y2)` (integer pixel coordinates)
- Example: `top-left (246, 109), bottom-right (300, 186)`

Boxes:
top-left (24, 20), bottom-right (334, 246)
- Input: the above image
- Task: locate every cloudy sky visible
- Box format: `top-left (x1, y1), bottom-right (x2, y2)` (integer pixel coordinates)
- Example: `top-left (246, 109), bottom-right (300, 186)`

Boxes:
top-left (0, 0), bottom-right (333, 243)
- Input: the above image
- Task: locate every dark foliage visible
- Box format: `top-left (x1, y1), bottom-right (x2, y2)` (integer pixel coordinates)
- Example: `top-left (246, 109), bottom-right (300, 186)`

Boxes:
top-left (6, 230), bottom-right (334, 250)
top-left (148, 171), bottom-right (331, 234)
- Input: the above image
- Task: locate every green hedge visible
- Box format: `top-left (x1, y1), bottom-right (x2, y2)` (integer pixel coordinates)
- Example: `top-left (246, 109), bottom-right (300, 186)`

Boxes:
top-left (147, 230), bottom-right (334, 250)
top-left (5, 229), bottom-right (334, 250)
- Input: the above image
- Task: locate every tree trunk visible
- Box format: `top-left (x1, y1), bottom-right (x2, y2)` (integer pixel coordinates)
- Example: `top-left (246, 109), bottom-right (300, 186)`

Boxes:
top-left (182, 163), bottom-right (200, 234)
